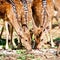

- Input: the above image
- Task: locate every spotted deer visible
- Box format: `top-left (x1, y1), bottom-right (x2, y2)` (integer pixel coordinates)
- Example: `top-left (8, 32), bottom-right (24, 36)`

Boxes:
top-left (0, 0), bottom-right (32, 51)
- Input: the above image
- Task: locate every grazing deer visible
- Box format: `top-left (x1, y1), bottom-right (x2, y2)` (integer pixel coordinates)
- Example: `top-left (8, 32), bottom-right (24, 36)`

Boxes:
top-left (31, 0), bottom-right (43, 47)
top-left (31, 0), bottom-right (58, 49)
top-left (0, 0), bottom-right (32, 51)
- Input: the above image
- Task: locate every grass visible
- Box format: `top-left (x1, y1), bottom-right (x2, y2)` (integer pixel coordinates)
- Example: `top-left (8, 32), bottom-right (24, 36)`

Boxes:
top-left (0, 38), bottom-right (6, 45)
top-left (54, 37), bottom-right (60, 41)
top-left (16, 49), bottom-right (34, 60)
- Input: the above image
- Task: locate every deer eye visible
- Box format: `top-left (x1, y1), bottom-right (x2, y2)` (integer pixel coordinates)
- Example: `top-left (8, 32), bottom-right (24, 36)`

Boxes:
top-left (25, 40), bottom-right (27, 41)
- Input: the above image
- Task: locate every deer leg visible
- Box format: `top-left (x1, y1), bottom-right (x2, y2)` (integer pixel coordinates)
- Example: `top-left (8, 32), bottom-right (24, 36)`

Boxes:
top-left (56, 11), bottom-right (60, 28)
top-left (12, 31), bottom-right (17, 48)
top-left (5, 21), bottom-right (9, 49)
top-left (0, 25), bottom-right (4, 38)
top-left (9, 24), bottom-right (17, 48)
top-left (17, 36), bottom-right (21, 48)
top-left (0, 20), bottom-right (5, 38)
top-left (49, 18), bottom-right (55, 47)
top-left (45, 29), bottom-right (50, 42)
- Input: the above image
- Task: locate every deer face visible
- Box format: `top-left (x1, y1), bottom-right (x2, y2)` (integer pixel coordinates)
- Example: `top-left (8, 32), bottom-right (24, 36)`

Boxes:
top-left (21, 30), bottom-right (32, 51)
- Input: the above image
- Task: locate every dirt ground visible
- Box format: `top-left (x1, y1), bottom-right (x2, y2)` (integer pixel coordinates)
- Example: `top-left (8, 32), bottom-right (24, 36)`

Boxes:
top-left (0, 49), bottom-right (60, 60)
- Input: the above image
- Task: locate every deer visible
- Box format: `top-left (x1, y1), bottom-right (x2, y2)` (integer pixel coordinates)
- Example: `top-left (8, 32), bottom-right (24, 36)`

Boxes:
top-left (0, 0), bottom-right (32, 51)
top-left (30, 0), bottom-right (46, 49)
top-left (31, 0), bottom-right (58, 49)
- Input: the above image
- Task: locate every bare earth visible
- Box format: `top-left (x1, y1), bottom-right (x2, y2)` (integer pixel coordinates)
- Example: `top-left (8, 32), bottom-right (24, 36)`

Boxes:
top-left (0, 49), bottom-right (60, 60)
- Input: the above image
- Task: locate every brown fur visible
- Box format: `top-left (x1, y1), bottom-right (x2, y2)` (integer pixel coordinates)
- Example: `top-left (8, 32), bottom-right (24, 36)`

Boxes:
top-left (31, 0), bottom-right (55, 49)
top-left (0, 0), bottom-right (32, 50)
